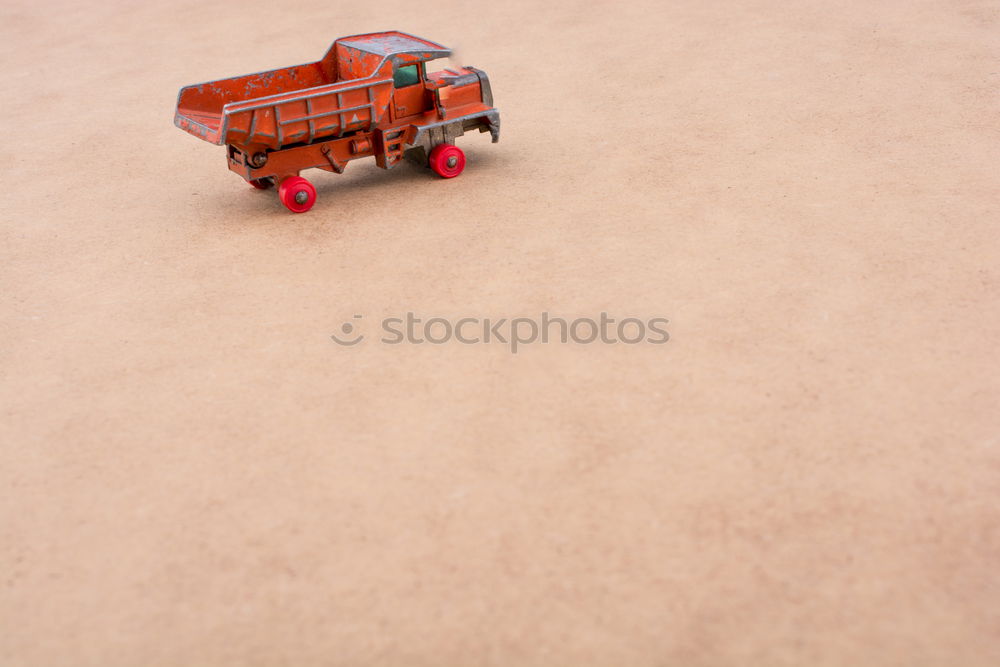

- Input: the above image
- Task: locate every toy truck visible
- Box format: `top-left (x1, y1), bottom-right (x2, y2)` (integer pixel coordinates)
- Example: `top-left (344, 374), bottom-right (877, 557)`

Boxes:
top-left (174, 31), bottom-right (500, 213)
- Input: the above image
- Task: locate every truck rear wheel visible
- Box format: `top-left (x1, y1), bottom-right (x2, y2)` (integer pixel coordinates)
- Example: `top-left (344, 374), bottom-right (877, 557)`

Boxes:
top-left (429, 144), bottom-right (465, 179)
top-left (278, 176), bottom-right (317, 213)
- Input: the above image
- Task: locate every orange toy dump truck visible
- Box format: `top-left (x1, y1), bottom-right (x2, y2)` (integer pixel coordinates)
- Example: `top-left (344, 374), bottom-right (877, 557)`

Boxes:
top-left (175, 32), bottom-right (499, 213)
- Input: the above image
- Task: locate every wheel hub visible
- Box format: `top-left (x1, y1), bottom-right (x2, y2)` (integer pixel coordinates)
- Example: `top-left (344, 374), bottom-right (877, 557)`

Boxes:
top-left (446, 156), bottom-right (458, 168)
top-left (294, 190), bottom-right (309, 205)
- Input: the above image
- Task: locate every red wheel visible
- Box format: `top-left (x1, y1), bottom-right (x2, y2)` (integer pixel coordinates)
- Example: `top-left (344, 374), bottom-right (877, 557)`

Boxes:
top-left (429, 144), bottom-right (466, 179)
top-left (249, 178), bottom-right (273, 190)
top-left (278, 176), bottom-right (317, 213)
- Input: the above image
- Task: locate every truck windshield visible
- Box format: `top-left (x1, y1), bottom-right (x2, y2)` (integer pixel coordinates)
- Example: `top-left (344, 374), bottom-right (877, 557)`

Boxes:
top-left (393, 64), bottom-right (420, 88)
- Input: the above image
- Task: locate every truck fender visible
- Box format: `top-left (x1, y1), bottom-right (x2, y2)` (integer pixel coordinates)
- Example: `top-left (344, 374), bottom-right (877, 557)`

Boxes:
top-left (409, 110), bottom-right (501, 151)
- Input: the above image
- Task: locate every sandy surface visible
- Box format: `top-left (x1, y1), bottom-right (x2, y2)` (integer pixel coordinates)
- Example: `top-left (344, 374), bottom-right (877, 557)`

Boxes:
top-left (2, 0), bottom-right (999, 664)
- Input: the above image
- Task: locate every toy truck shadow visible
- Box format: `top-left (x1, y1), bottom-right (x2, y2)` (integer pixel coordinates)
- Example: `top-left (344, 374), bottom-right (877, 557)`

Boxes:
top-left (175, 31), bottom-right (500, 213)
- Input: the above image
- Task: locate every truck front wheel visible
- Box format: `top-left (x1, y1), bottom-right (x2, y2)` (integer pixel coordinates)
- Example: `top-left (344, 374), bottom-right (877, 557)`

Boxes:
top-left (429, 144), bottom-right (466, 179)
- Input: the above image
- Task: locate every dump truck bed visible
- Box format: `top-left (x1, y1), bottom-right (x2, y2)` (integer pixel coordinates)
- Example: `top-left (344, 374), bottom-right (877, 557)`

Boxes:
top-left (174, 31), bottom-right (449, 151)
top-left (175, 64), bottom-right (393, 149)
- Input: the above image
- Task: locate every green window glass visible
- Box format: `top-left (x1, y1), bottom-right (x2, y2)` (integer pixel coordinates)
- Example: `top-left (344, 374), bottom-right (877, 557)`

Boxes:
top-left (393, 64), bottom-right (420, 88)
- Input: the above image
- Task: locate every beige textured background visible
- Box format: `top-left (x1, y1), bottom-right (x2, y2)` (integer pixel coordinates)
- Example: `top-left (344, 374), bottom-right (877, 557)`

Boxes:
top-left (2, 0), bottom-right (999, 664)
